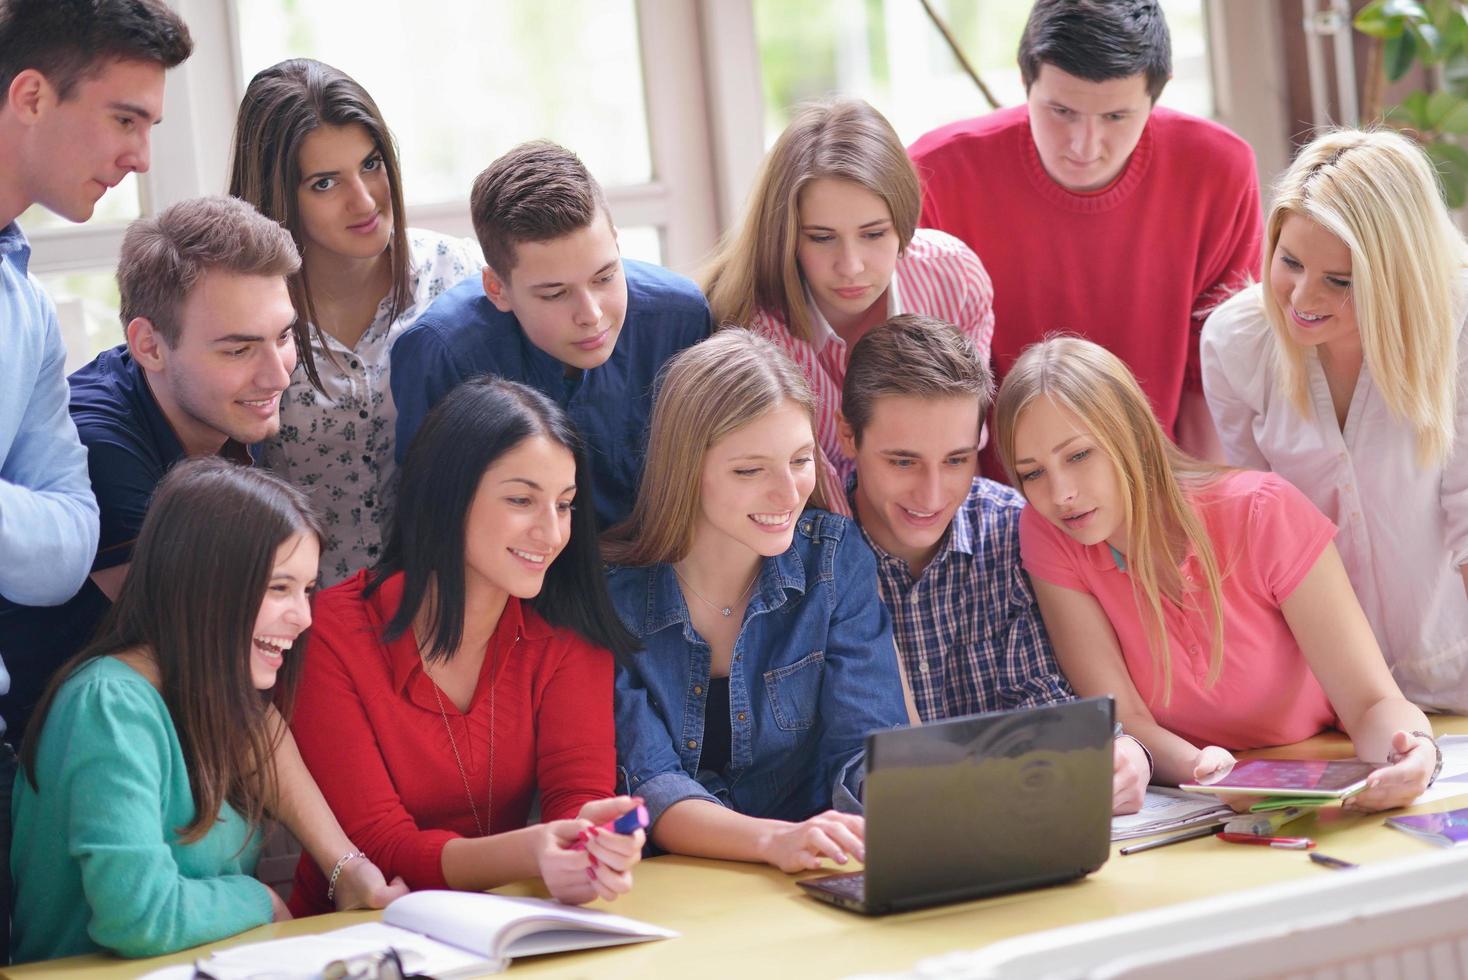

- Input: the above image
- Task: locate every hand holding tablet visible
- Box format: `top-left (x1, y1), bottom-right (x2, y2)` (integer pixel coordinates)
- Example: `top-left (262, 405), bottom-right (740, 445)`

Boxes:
top-left (1179, 759), bottom-right (1384, 800)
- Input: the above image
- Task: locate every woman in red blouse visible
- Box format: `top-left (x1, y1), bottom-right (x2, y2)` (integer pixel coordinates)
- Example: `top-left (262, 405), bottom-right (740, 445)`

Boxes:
top-left (289, 377), bottom-right (645, 915)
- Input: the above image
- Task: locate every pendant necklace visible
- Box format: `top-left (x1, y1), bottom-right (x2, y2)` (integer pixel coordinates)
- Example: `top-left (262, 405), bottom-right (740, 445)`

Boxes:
top-left (423, 652), bottom-right (497, 838)
top-left (672, 563), bottom-right (760, 618)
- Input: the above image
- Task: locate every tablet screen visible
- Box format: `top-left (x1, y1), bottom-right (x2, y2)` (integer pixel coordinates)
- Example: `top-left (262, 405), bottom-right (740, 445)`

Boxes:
top-left (1181, 759), bottom-right (1382, 796)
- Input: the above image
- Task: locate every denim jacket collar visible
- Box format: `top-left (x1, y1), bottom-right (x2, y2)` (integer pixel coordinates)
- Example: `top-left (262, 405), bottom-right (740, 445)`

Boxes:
top-left (638, 541), bottom-right (810, 638)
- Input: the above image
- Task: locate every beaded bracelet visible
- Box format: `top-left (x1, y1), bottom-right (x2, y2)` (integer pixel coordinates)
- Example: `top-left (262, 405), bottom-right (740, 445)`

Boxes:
top-left (327, 850), bottom-right (365, 904)
top-left (1410, 730), bottom-right (1444, 787)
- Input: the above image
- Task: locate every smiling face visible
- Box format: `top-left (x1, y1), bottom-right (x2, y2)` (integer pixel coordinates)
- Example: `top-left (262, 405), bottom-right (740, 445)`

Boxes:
top-left (1025, 64), bottom-right (1153, 193)
top-left (1011, 394), bottom-right (1126, 550)
top-left (462, 434), bottom-right (578, 600)
top-left (1269, 212), bottom-right (1359, 352)
top-left (294, 122), bottom-right (394, 264)
top-left (842, 394), bottom-right (980, 574)
top-left (250, 530), bottom-right (319, 690)
top-left (17, 58), bottom-right (165, 222)
top-left (484, 212), bottom-right (627, 373)
top-left (794, 177), bottom-right (901, 337)
top-left (694, 399), bottom-right (818, 560)
top-left (133, 269), bottom-right (299, 456)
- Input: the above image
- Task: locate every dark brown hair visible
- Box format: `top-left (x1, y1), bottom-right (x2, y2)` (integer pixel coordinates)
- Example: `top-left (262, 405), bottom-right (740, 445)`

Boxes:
top-left (228, 58), bottom-right (411, 393)
top-left (0, 0), bottom-right (191, 99)
top-left (117, 195), bottom-right (300, 347)
top-left (469, 139), bottom-right (610, 279)
top-left (841, 314), bottom-right (994, 445)
top-left (1018, 0), bottom-right (1171, 102)
top-left (374, 377), bottom-right (638, 661)
top-left (22, 458), bottom-right (323, 842)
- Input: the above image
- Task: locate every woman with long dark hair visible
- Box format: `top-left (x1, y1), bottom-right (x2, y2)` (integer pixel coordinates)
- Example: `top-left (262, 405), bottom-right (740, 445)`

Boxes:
top-left (11, 460), bottom-right (403, 962)
top-left (229, 58), bottom-right (482, 584)
top-left (288, 377), bottom-right (645, 914)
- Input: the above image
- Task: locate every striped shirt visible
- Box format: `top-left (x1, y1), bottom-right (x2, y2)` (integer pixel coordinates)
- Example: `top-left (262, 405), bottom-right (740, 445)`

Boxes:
top-left (853, 476), bottom-right (1073, 723)
top-left (747, 228), bottom-right (995, 515)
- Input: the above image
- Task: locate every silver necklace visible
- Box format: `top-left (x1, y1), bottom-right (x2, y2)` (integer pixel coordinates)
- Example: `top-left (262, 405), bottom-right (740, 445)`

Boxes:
top-left (672, 563), bottom-right (759, 617)
top-left (423, 655), bottom-right (496, 838)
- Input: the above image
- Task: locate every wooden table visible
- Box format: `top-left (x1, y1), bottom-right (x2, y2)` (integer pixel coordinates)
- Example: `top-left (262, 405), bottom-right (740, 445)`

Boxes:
top-left (10, 717), bottom-right (1466, 980)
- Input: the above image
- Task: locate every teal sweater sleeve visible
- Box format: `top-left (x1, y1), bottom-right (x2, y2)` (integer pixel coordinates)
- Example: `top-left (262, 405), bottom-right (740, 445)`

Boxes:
top-left (12, 659), bottom-right (274, 961)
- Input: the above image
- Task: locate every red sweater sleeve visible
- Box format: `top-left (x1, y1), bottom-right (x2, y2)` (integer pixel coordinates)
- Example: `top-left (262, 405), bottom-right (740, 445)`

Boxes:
top-left (1184, 146), bottom-right (1262, 390)
top-left (288, 602), bottom-right (457, 915)
top-left (533, 632), bottom-right (616, 821)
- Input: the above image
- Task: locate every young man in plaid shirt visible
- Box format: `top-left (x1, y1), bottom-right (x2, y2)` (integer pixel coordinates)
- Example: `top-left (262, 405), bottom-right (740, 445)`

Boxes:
top-left (838, 314), bottom-right (1149, 813)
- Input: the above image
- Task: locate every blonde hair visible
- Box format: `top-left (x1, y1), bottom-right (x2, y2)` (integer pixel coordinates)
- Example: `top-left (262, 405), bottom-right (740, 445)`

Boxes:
top-left (994, 337), bottom-right (1227, 705)
top-left (1263, 128), bottom-right (1466, 465)
top-left (603, 330), bottom-right (828, 566)
top-left (701, 99), bottom-right (920, 344)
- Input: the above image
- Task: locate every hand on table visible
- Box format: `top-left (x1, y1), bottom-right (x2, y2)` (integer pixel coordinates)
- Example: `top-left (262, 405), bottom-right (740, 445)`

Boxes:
top-left (1112, 736), bottom-right (1149, 815)
top-left (331, 855), bottom-right (409, 911)
top-left (1344, 730), bottom-right (1436, 813)
top-left (760, 810), bottom-right (865, 873)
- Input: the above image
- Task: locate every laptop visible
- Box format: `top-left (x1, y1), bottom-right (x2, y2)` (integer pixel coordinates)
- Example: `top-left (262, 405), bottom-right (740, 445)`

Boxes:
top-left (797, 696), bottom-right (1115, 915)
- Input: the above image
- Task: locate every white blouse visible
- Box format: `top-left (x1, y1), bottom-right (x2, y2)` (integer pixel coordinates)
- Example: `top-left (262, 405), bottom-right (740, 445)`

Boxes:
top-left (1201, 283), bottom-right (1468, 712)
top-left (258, 229), bottom-right (483, 585)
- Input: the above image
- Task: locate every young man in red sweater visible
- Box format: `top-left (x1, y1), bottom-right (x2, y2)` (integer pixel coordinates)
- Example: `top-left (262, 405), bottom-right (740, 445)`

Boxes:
top-left (909, 0), bottom-right (1260, 463)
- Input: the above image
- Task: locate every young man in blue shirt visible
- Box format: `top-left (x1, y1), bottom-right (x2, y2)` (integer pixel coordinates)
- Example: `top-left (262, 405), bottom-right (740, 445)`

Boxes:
top-left (0, 0), bottom-right (191, 957)
top-left (391, 140), bottom-right (712, 529)
top-left (837, 314), bottom-right (1150, 814)
top-left (0, 195), bottom-right (300, 739)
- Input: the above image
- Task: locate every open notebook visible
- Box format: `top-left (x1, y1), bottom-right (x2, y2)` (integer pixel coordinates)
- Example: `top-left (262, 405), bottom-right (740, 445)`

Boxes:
top-left (147, 891), bottom-right (677, 979)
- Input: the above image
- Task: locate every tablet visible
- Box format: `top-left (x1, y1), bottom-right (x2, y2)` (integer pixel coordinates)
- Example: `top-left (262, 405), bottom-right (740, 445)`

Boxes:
top-left (1178, 759), bottom-right (1383, 798)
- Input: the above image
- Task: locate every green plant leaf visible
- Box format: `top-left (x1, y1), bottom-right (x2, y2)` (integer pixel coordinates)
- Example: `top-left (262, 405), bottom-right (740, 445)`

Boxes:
top-left (1399, 89), bottom-right (1434, 128)
top-left (1439, 96), bottom-right (1468, 132)
top-left (1426, 139), bottom-right (1468, 207)
top-left (1439, 8), bottom-right (1468, 50)
top-left (1413, 20), bottom-right (1445, 61)
top-left (1386, 29), bottom-right (1421, 80)
top-left (1383, 0), bottom-right (1429, 19)
top-left (1427, 88), bottom-right (1458, 124)
top-left (1355, 1), bottom-right (1406, 37)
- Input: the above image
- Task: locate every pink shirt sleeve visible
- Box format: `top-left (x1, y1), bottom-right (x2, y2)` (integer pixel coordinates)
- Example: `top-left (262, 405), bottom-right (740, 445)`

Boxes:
top-left (1019, 503), bottom-right (1090, 592)
top-left (1246, 474), bottom-right (1337, 604)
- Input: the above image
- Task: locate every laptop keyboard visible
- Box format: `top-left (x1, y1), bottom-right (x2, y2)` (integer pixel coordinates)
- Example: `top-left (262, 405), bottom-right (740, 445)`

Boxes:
top-left (820, 872), bottom-right (865, 899)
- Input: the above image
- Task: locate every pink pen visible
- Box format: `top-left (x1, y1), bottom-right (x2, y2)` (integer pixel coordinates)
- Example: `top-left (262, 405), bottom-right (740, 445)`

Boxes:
top-left (572, 802), bottom-right (649, 851)
top-left (1217, 832), bottom-right (1316, 850)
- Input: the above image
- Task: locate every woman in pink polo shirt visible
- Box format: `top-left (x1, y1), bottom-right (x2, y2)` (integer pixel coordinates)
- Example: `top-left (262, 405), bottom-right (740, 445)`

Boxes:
top-left (995, 336), bottom-right (1438, 811)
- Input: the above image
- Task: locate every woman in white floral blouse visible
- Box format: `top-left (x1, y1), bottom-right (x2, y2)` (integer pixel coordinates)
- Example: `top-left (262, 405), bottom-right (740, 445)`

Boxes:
top-left (228, 58), bottom-right (483, 585)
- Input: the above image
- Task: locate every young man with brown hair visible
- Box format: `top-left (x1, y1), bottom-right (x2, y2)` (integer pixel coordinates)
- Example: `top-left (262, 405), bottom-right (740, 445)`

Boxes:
top-left (391, 140), bottom-right (711, 528)
top-left (0, 0), bottom-right (193, 957)
top-left (0, 196), bottom-right (300, 740)
top-left (839, 314), bottom-right (1149, 814)
top-left (909, 0), bottom-right (1260, 465)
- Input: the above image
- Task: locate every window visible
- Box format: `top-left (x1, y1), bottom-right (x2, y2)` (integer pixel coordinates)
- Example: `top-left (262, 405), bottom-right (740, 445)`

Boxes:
top-left (754, 0), bottom-right (1212, 146)
top-left (234, 1), bottom-right (654, 207)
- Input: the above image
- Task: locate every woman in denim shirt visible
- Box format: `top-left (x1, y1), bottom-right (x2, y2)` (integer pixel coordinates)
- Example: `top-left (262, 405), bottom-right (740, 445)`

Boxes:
top-left (603, 330), bottom-right (909, 872)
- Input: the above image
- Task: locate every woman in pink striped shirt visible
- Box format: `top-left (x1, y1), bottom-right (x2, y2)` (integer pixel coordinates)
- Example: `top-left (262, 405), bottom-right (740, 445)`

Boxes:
top-left (702, 99), bottom-right (995, 512)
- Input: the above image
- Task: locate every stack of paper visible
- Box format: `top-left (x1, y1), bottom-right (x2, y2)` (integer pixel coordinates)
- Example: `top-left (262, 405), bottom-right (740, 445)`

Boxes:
top-left (1111, 787), bottom-right (1234, 841)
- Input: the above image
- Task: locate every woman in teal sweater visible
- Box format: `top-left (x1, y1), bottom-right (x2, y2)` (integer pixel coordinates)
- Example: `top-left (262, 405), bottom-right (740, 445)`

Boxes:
top-left (11, 460), bottom-right (405, 962)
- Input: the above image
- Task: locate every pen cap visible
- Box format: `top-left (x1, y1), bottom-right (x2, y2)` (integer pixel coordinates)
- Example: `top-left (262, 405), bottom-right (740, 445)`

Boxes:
top-left (613, 804), bottom-right (650, 835)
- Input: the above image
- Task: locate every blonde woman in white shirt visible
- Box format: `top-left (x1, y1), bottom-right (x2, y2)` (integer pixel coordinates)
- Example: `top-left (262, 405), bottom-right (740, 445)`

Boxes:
top-left (229, 58), bottom-right (483, 584)
top-left (1202, 127), bottom-right (1468, 713)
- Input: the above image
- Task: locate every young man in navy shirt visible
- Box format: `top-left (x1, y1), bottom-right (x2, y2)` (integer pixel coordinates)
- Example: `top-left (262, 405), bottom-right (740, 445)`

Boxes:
top-left (392, 140), bottom-right (711, 529)
top-left (838, 314), bottom-right (1150, 814)
top-left (0, 195), bottom-right (299, 738)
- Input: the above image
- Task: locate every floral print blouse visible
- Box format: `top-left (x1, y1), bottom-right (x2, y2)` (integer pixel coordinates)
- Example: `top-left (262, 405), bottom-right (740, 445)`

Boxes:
top-left (258, 229), bottom-right (483, 585)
